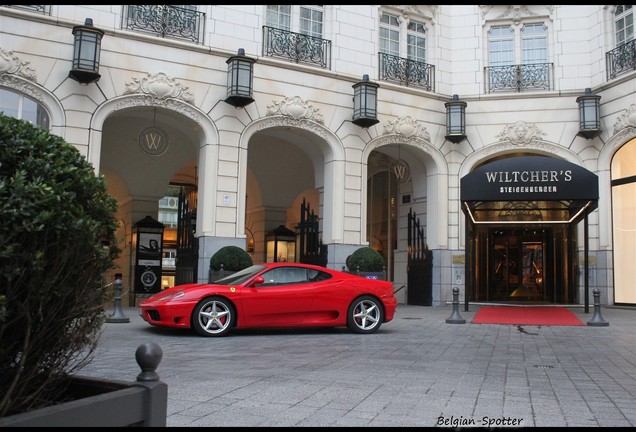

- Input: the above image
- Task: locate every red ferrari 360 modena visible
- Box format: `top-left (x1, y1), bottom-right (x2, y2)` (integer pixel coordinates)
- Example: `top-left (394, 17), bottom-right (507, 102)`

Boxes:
top-left (139, 262), bottom-right (397, 337)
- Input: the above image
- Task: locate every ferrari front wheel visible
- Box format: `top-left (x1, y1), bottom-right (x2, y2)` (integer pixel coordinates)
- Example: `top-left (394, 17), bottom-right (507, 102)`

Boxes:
top-left (347, 295), bottom-right (383, 334)
top-left (192, 297), bottom-right (235, 337)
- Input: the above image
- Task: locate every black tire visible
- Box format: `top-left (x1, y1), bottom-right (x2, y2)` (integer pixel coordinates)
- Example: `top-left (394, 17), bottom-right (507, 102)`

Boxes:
top-left (191, 296), bottom-right (235, 337)
top-left (347, 295), bottom-right (384, 334)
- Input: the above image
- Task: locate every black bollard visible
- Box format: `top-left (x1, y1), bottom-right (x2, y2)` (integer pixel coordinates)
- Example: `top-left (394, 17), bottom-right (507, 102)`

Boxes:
top-left (106, 277), bottom-right (130, 323)
top-left (446, 287), bottom-right (466, 324)
top-left (136, 342), bottom-right (163, 382)
top-left (587, 288), bottom-right (609, 327)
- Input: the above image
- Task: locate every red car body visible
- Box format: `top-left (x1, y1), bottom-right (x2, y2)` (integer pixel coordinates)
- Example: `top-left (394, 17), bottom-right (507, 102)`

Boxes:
top-left (139, 262), bottom-right (397, 337)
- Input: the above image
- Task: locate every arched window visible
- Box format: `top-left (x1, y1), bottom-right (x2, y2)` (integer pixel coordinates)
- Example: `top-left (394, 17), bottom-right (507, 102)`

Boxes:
top-left (0, 87), bottom-right (50, 129)
top-left (611, 138), bottom-right (636, 304)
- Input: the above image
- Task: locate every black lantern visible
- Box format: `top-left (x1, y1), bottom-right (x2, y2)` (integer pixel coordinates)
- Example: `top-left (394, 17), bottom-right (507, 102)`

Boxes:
top-left (225, 48), bottom-right (256, 108)
top-left (445, 94), bottom-right (467, 143)
top-left (576, 88), bottom-right (601, 139)
top-left (352, 74), bottom-right (380, 128)
top-left (68, 18), bottom-right (104, 85)
top-left (266, 225), bottom-right (296, 263)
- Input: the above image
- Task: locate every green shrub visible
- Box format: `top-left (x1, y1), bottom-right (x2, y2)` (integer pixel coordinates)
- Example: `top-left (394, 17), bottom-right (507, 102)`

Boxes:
top-left (209, 245), bottom-right (252, 271)
top-left (346, 247), bottom-right (384, 272)
top-left (0, 114), bottom-right (120, 415)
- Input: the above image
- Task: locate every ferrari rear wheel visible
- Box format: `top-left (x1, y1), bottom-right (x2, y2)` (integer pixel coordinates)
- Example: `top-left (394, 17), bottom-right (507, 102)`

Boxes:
top-left (347, 295), bottom-right (383, 334)
top-left (192, 297), bottom-right (235, 337)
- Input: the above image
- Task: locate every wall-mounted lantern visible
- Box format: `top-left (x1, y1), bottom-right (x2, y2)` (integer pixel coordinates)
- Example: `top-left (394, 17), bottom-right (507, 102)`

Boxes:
top-left (445, 94), bottom-right (467, 143)
top-left (266, 225), bottom-right (296, 263)
top-left (68, 18), bottom-right (104, 85)
top-left (352, 74), bottom-right (380, 128)
top-left (225, 48), bottom-right (256, 108)
top-left (576, 88), bottom-right (601, 139)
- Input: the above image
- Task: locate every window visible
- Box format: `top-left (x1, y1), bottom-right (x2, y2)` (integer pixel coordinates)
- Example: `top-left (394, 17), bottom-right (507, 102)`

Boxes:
top-left (266, 5), bottom-right (323, 38)
top-left (407, 20), bottom-right (427, 63)
top-left (266, 5), bottom-right (291, 31)
top-left (300, 6), bottom-right (323, 38)
top-left (614, 5), bottom-right (634, 46)
top-left (0, 88), bottom-right (50, 129)
top-left (380, 12), bottom-right (400, 56)
top-left (486, 22), bottom-right (550, 92)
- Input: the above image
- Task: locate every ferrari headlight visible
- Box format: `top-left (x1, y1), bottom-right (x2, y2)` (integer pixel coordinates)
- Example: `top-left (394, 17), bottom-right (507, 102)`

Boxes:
top-left (157, 290), bottom-right (185, 301)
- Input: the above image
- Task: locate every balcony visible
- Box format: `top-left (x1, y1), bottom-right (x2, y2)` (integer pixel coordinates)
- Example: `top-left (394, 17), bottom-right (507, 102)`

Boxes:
top-left (262, 26), bottom-right (331, 69)
top-left (607, 39), bottom-right (636, 80)
top-left (485, 63), bottom-right (553, 93)
top-left (378, 52), bottom-right (435, 91)
top-left (122, 5), bottom-right (205, 44)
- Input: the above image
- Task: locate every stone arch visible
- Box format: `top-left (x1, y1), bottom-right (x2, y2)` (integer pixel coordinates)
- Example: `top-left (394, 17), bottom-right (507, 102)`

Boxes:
top-left (364, 126), bottom-right (449, 250)
top-left (240, 114), bottom-right (346, 244)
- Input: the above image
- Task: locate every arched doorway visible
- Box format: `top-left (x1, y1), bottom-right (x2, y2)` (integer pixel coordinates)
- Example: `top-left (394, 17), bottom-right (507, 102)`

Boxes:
top-left (461, 155), bottom-right (598, 304)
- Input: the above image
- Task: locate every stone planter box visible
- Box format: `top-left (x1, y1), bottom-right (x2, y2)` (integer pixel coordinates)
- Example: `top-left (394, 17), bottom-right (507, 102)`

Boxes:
top-left (0, 343), bottom-right (167, 427)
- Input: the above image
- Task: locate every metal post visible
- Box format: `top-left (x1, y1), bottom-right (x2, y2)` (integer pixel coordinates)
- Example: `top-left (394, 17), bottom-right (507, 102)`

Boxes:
top-left (446, 287), bottom-right (466, 324)
top-left (587, 288), bottom-right (609, 326)
top-left (106, 276), bottom-right (130, 323)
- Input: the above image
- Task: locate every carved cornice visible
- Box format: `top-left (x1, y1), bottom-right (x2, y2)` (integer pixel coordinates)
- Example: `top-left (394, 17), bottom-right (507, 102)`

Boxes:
top-left (256, 116), bottom-right (327, 140)
top-left (114, 95), bottom-right (200, 123)
top-left (0, 73), bottom-right (43, 101)
top-left (613, 104), bottom-right (636, 134)
top-left (496, 121), bottom-right (546, 146)
top-left (265, 96), bottom-right (324, 125)
top-left (383, 116), bottom-right (431, 142)
top-left (124, 72), bottom-right (194, 104)
top-left (0, 47), bottom-right (37, 82)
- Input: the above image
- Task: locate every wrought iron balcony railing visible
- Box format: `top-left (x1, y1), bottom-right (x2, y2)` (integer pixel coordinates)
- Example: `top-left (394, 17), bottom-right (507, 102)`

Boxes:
top-left (607, 39), bottom-right (636, 80)
top-left (122, 5), bottom-right (205, 45)
top-left (484, 63), bottom-right (553, 93)
top-left (262, 26), bottom-right (331, 69)
top-left (378, 52), bottom-right (435, 91)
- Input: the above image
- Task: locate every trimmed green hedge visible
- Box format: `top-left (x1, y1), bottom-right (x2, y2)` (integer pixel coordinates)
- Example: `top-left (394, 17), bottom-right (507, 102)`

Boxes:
top-left (209, 245), bottom-right (252, 271)
top-left (346, 247), bottom-right (384, 272)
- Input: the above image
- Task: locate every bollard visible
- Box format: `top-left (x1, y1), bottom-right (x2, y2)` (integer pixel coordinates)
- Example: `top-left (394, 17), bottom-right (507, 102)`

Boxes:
top-left (446, 287), bottom-right (466, 324)
top-left (106, 277), bottom-right (130, 323)
top-left (587, 288), bottom-right (609, 327)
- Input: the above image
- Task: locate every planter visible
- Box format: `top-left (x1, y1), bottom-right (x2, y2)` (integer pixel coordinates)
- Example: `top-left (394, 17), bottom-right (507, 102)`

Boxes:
top-left (0, 343), bottom-right (167, 427)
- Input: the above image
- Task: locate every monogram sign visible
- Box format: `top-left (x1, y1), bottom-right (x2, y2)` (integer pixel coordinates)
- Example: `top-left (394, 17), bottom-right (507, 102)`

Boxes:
top-left (391, 159), bottom-right (410, 183)
top-left (138, 126), bottom-right (169, 156)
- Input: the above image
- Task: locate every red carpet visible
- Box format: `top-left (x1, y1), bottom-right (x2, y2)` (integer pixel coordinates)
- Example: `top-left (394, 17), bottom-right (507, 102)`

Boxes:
top-left (472, 306), bottom-right (585, 326)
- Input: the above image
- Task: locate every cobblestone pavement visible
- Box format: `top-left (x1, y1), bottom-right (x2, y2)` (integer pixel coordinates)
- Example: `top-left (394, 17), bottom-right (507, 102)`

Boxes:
top-left (79, 304), bottom-right (636, 427)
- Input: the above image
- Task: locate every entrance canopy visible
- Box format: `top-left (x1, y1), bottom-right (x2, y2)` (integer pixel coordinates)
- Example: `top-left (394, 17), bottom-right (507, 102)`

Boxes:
top-left (461, 156), bottom-right (599, 224)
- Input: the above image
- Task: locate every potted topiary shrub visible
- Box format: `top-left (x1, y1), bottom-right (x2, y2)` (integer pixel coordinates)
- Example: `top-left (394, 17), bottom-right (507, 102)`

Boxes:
top-left (209, 245), bottom-right (253, 282)
top-left (0, 114), bottom-right (166, 426)
top-left (345, 246), bottom-right (386, 280)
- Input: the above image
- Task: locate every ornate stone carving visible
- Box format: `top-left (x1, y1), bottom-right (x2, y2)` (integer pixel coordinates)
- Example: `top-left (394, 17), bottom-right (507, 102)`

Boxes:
top-left (265, 96), bottom-right (324, 125)
top-left (613, 104), bottom-right (636, 133)
top-left (0, 47), bottom-right (37, 82)
top-left (496, 121), bottom-right (545, 146)
top-left (256, 116), bottom-right (327, 140)
top-left (114, 95), bottom-right (200, 123)
top-left (0, 74), bottom-right (43, 100)
top-left (383, 116), bottom-right (431, 142)
top-left (124, 72), bottom-right (194, 104)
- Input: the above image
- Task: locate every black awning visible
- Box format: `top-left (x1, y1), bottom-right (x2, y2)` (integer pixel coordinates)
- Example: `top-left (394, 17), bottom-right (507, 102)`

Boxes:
top-left (461, 156), bottom-right (598, 224)
top-left (461, 155), bottom-right (598, 202)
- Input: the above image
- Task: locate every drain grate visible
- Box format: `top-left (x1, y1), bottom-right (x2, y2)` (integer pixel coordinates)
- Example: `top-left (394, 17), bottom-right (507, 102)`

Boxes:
top-left (533, 364), bottom-right (555, 369)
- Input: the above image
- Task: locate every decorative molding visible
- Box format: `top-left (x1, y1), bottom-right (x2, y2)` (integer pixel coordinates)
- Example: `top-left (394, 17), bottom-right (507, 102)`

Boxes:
top-left (265, 96), bottom-right (325, 125)
top-left (496, 121), bottom-right (546, 146)
top-left (482, 141), bottom-right (555, 157)
top-left (372, 134), bottom-right (434, 157)
top-left (256, 116), bottom-right (327, 140)
top-left (124, 72), bottom-right (194, 104)
top-left (0, 48), bottom-right (37, 82)
top-left (0, 74), bottom-right (44, 101)
top-left (383, 116), bottom-right (431, 142)
top-left (613, 104), bottom-right (636, 134)
top-left (114, 95), bottom-right (200, 123)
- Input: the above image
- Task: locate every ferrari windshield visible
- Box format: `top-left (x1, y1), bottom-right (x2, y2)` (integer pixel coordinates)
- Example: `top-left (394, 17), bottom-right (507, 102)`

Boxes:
top-left (213, 265), bottom-right (266, 285)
